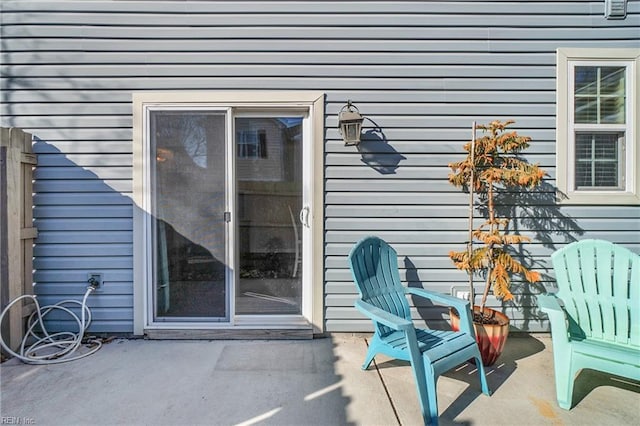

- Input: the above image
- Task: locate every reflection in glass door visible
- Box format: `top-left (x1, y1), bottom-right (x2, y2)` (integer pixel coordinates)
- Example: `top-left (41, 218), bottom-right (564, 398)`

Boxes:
top-left (235, 116), bottom-right (304, 315)
top-left (148, 110), bottom-right (307, 323)
top-left (150, 111), bottom-right (228, 320)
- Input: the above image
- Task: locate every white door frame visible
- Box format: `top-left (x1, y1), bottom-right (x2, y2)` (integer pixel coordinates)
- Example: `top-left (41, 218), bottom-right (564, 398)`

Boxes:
top-left (132, 92), bottom-right (325, 335)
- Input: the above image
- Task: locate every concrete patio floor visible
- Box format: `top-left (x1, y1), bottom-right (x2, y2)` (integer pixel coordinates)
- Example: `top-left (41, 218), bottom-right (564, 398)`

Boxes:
top-left (1, 334), bottom-right (639, 425)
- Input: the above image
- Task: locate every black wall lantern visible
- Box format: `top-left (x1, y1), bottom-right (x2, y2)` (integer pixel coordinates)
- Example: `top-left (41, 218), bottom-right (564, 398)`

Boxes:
top-left (338, 100), bottom-right (364, 146)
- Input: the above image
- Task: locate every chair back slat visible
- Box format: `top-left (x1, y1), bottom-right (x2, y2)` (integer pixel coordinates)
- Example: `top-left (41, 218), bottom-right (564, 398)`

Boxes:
top-left (553, 244), bottom-right (590, 338)
top-left (349, 236), bottom-right (411, 335)
top-left (626, 252), bottom-right (640, 347)
top-left (582, 243), bottom-right (603, 339)
top-left (599, 244), bottom-right (617, 342)
top-left (551, 239), bottom-right (640, 347)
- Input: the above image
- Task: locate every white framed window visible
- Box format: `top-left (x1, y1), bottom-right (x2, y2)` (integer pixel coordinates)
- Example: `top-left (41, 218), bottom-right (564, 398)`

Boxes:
top-left (237, 129), bottom-right (267, 158)
top-left (556, 48), bottom-right (640, 204)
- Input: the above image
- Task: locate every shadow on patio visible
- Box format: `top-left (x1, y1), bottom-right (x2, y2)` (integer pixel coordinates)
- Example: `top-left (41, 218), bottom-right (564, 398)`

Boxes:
top-left (2, 334), bottom-right (639, 425)
top-left (1, 337), bottom-right (360, 425)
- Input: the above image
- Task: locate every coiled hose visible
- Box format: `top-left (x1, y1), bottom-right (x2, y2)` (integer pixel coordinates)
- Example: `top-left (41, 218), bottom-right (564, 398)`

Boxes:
top-left (0, 286), bottom-right (102, 364)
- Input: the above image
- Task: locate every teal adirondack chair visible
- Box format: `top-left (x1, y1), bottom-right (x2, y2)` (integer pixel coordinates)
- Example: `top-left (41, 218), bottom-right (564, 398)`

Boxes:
top-left (348, 236), bottom-right (490, 426)
top-left (538, 239), bottom-right (640, 409)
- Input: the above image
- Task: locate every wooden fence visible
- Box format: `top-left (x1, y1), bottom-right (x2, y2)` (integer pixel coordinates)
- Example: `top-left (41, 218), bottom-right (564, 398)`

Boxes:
top-left (1, 127), bottom-right (37, 353)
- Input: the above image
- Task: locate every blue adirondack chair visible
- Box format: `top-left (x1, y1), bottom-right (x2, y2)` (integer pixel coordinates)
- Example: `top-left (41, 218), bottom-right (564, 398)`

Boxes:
top-left (348, 236), bottom-right (490, 426)
top-left (538, 239), bottom-right (640, 409)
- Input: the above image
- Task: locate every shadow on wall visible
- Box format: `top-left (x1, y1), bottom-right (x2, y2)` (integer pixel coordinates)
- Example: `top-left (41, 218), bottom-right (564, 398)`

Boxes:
top-left (475, 179), bottom-right (585, 330)
top-left (346, 112), bottom-right (587, 333)
top-left (30, 138), bottom-right (225, 331)
top-left (22, 140), bottom-right (355, 425)
top-left (356, 119), bottom-right (406, 174)
top-left (404, 257), bottom-right (446, 330)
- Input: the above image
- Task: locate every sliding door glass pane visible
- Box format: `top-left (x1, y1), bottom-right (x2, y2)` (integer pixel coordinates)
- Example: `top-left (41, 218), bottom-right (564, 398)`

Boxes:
top-left (235, 117), bottom-right (303, 315)
top-left (151, 111), bottom-right (227, 319)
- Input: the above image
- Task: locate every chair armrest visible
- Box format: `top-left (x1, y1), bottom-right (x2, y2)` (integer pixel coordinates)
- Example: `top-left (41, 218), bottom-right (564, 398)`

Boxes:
top-left (537, 294), bottom-right (569, 344)
top-left (537, 293), bottom-right (563, 313)
top-left (355, 299), bottom-right (413, 331)
top-left (406, 287), bottom-right (474, 335)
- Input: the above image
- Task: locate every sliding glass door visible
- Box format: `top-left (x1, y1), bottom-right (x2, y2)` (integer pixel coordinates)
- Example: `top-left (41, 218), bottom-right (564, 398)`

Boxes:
top-left (147, 109), bottom-right (307, 323)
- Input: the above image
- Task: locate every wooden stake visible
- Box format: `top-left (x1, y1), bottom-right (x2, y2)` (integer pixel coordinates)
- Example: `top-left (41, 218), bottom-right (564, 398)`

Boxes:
top-left (468, 122), bottom-right (476, 309)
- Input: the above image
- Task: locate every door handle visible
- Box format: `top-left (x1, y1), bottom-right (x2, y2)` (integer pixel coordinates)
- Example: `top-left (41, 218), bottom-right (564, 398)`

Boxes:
top-left (299, 206), bottom-right (310, 228)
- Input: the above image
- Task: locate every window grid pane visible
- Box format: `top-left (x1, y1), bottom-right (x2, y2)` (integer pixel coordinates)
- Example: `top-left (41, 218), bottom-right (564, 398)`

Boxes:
top-left (575, 133), bottom-right (622, 189)
top-left (574, 66), bottom-right (625, 124)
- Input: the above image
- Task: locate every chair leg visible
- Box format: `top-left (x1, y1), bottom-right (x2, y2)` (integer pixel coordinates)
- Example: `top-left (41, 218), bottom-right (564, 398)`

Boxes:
top-left (407, 356), bottom-right (429, 425)
top-left (556, 364), bottom-right (578, 410)
top-left (362, 347), bottom-right (377, 370)
top-left (410, 360), bottom-right (439, 426)
top-left (549, 349), bottom-right (576, 410)
top-left (424, 368), bottom-right (439, 426)
top-left (362, 334), bottom-right (382, 370)
top-left (474, 355), bottom-right (491, 396)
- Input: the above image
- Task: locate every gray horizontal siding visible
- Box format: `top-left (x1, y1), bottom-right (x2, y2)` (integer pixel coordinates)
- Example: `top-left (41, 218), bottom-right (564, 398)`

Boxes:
top-left (2, 0), bottom-right (637, 15)
top-left (325, 205), bottom-right (640, 219)
top-left (33, 269), bottom-right (132, 282)
top-left (34, 243), bottom-right (133, 256)
top-left (3, 77), bottom-right (558, 92)
top-left (324, 231), bottom-right (640, 245)
top-left (3, 12), bottom-right (637, 28)
top-left (3, 102), bottom-right (559, 116)
top-left (3, 89), bottom-right (557, 103)
top-left (1, 0), bottom-right (639, 333)
top-left (325, 218), bottom-right (640, 232)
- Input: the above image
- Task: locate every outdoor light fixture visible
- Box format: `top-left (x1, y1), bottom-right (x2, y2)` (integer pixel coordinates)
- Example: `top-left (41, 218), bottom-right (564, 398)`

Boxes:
top-left (338, 100), bottom-right (364, 146)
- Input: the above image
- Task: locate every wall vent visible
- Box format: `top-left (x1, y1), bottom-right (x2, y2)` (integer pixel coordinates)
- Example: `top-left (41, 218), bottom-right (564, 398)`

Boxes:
top-left (605, 0), bottom-right (627, 19)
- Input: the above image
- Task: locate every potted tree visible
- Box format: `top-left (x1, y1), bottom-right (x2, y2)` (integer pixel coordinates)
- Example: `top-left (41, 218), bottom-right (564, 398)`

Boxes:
top-left (448, 120), bottom-right (546, 366)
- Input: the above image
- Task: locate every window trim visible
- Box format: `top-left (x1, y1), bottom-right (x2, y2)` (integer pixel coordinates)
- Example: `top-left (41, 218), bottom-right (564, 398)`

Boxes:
top-left (556, 48), bottom-right (640, 205)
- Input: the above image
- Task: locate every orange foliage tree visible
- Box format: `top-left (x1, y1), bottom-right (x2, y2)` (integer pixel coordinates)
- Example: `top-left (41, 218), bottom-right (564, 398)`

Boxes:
top-left (448, 120), bottom-right (546, 314)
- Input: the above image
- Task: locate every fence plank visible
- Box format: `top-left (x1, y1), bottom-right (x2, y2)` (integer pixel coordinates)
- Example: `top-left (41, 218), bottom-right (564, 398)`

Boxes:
top-left (0, 127), bottom-right (37, 353)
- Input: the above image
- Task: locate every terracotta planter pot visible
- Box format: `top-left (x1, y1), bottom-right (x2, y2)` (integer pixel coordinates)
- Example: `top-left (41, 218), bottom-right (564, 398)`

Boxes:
top-left (450, 306), bottom-right (509, 366)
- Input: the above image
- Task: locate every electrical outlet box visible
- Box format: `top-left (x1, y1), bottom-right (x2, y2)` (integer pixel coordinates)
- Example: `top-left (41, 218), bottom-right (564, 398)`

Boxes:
top-left (455, 291), bottom-right (470, 301)
top-left (88, 273), bottom-right (103, 289)
top-left (451, 286), bottom-right (473, 301)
